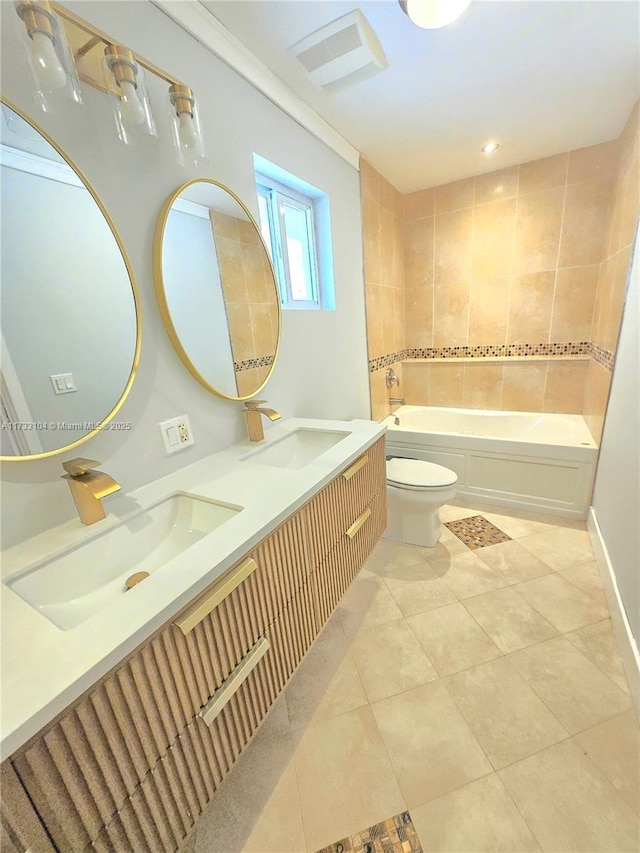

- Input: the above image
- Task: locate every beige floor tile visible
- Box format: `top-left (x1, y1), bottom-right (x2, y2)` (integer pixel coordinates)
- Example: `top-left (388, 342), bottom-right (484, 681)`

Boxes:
top-left (407, 603), bottom-right (502, 677)
top-left (410, 774), bottom-right (541, 852)
top-left (518, 527), bottom-right (595, 571)
top-left (371, 681), bottom-right (492, 808)
top-left (351, 618), bottom-right (438, 703)
top-left (463, 587), bottom-right (558, 653)
top-left (513, 572), bottom-right (610, 632)
top-left (481, 510), bottom-right (561, 539)
top-left (439, 504), bottom-right (479, 522)
top-left (382, 560), bottom-right (457, 617)
top-left (575, 711), bottom-right (640, 814)
top-left (565, 619), bottom-right (630, 694)
top-left (476, 539), bottom-right (554, 584)
top-left (429, 551), bottom-right (509, 599)
top-left (293, 706), bottom-right (405, 851)
top-left (560, 560), bottom-right (608, 607)
top-left (509, 636), bottom-right (631, 734)
top-left (338, 575), bottom-right (404, 639)
top-left (242, 763), bottom-right (306, 853)
top-left (366, 539), bottom-right (428, 575)
top-left (444, 658), bottom-right (568, 770)
top-left (417, 527), bottom-right (470, 563)
top-left (285, 618), bottom-right (366, 730)
top-left (499, 739), bottom-right (639, 852)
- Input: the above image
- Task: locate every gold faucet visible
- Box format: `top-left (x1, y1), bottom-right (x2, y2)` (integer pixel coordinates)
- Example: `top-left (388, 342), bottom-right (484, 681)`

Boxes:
top-left (244, 400), bottom-right (281, 442)
top-left (61, 458), bottom-right (121, 525)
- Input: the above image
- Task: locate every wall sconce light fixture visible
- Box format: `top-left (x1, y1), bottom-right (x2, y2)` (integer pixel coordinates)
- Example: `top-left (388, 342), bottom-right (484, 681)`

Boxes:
top-left (14, 1), bottom-right (205, 163)
top-left (168, 84), bottom-right (206, 166)
top-left (104, 45), bottom-right (157, 143)
top-left (14, 0), bottom-right (82, 109)
top-left (399, 0), bottom-right (472, 30)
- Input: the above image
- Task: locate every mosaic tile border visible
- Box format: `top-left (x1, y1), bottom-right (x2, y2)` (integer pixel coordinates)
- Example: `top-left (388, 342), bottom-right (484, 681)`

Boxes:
top-left (445, 515), bottom-right (512, 549)
top-left (369, 342), bottom-right (615, 372)
top-left (316, 811), bottom-right (422, 853)
top-left (234, 354), bottom-right (275, 372)
top-left (587, 342), bottom-right (615, 370)
top-left (369, 351), bottom-right (409, 371)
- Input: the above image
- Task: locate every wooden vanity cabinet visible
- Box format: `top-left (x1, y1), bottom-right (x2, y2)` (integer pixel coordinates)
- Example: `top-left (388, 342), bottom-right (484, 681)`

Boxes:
top-left (2, 437), bottom-right (386, 852)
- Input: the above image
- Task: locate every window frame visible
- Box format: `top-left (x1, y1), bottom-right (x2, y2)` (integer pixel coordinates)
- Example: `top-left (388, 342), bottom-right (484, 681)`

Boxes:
top-left (256, 173), bottom-right (321, 311)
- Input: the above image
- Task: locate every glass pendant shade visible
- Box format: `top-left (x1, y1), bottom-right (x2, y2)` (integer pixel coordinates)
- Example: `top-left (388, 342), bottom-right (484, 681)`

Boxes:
top-left (14, 0), bottom-right (82, 110)
top-left (103, 45), bottom-right (157, 144)
top-left (399, 0), bottom-right (472, 29)
top-left (168, 84), bottom-right (207, 167)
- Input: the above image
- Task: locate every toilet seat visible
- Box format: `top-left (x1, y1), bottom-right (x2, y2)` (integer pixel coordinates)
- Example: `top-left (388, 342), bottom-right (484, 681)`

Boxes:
top-left (386, 458), bottom-right (458, 490)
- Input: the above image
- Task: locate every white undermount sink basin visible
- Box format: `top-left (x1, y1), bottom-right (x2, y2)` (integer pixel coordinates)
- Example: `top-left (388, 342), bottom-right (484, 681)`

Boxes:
top-left (6, 493), bottom-right (242, 631)
top-left (242, 428), bottom-right (350, 469)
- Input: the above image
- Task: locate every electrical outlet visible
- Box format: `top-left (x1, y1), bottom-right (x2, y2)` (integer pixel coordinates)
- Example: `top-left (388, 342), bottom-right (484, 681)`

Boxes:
top-left (159, 415), bottom-right (194, 455)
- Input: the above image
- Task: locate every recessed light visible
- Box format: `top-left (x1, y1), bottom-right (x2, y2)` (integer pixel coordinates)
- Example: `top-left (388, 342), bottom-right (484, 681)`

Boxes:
top-left (482, 141), bottom-right (500, 154)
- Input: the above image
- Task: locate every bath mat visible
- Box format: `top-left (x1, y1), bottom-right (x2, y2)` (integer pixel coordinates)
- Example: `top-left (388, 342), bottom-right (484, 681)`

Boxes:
top-left (315, 811), bottom-right (423, 853)
top-left (445, 515), bottom-right (511, 549)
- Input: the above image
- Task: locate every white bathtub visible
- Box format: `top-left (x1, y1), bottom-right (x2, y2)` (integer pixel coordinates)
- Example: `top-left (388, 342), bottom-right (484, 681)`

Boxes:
top-left (384, 406), bottom-right (598, 519)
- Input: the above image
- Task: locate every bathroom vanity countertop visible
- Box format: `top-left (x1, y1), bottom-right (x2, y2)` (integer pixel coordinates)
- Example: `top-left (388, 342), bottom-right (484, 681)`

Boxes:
top-left (0, 417), bottom-right (386, 756)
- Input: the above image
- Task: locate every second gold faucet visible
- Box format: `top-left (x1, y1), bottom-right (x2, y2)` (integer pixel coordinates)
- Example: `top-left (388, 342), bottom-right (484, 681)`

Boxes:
top-left (244, 400), bottom-right (281, 442)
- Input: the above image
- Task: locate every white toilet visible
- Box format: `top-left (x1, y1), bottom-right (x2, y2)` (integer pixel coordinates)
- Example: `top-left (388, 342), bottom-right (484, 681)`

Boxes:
top-left (386, 457), bottom-right (458, 547)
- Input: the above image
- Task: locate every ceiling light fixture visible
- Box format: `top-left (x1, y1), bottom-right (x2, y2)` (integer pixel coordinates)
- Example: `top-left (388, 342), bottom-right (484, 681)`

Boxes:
top-left (482, 141), bottom-right (499, 154)
top-left (399, 0), bottom-right (472, 30)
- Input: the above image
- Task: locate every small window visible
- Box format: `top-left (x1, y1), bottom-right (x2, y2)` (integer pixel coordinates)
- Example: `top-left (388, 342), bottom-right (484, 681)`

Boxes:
top-left (256, 174), bottom-right (321, 310)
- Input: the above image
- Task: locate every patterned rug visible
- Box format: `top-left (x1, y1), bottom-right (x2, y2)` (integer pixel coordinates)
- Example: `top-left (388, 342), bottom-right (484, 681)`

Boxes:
top-left (316, 811), bottom-right (422, 853)
top-left (445, 515), bottom-right (511, 549)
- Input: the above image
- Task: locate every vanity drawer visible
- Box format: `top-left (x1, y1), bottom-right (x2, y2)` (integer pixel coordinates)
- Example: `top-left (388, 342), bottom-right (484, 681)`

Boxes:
top-left (166, 505), bottom-right (312, 713)
top-left (306, 436), bottom-right (386, 567)
top-left (0, 763), bottom-right (54, 853)
top-left (311, 486), bottom-right (387, 628)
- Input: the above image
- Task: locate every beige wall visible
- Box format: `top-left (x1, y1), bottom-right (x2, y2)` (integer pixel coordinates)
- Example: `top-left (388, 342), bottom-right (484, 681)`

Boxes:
top-left (403, 143), bottom-right (615, 350)
top-left (361, 160), bottom-right (406, 420)
top-left (211, 211), bottom-right (279, 397)
top-left (585, 104), bottom-right (640, 442)
top-left (361, 101), bottom-right (639, 433)
top-left (403, 358), bottom-right (590, 414)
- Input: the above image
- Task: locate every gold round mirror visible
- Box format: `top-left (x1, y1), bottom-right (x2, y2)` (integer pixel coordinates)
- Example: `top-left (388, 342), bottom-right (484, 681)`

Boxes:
top-left (0, 99), bottom-right (141, 461)
top-left (153, 179), bottom-right (281, 400)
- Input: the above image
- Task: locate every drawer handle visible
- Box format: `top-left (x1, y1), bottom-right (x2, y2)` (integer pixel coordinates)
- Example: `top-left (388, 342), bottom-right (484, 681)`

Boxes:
top-left (346, 507), bottom-right (372, 539)
top-left (174, 557), bottom-right (258, 635)
top-left (200, 636), bottom-right (270, 726)
top-left (341, 454), bottom-right (369, 481)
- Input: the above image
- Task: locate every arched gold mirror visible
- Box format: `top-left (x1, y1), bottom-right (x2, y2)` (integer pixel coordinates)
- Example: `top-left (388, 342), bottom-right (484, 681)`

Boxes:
top-left (0, 99), bottom-right (141, 461)
top-left (153, 179), bottom-right (281, 400)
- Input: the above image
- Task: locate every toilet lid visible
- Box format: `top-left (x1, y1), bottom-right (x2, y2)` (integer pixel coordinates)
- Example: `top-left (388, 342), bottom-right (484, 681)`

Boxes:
top-left (387, 458), bottom-right (458, 488)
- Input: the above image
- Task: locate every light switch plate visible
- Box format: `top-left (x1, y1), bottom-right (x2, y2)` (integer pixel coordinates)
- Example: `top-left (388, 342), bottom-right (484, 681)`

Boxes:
top-left (50, 373), bottom-right (76, 395)
top-left (159, 415), bottom-right (195, 455)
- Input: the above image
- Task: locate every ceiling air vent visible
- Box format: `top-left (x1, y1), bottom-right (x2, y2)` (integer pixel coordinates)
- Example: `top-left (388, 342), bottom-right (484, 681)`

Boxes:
top-left (290, 9), bottom-right (388, 93)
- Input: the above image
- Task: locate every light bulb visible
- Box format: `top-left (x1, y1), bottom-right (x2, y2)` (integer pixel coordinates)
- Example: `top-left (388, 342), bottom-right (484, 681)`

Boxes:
top-left (401, 0), bottom-right (471, 29)
top-left (177, 111), bottom-right (198, 149)
top-left (30, 30), bottom-right (66, 90)
top-left (119, 79), bottom-right (146, 126)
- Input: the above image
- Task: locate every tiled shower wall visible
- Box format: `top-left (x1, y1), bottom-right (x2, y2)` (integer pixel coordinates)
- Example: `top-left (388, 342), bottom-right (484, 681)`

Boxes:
top-left (211, 211), bottom-right (279, 397)
top-left (584, 103), bottom-right (640, 442)
top-left (362, 101), bottom-right (639, 433)
top-left (361, 162), bottom-right (407, 418)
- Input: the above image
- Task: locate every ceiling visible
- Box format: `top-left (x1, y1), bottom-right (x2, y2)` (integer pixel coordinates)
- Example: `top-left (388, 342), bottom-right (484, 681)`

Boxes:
top-left (200, 0), bottom-right (639, 193)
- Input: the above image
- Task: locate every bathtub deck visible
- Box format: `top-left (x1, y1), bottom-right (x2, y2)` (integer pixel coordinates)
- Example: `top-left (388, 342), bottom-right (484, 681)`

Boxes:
top-left (385, 405), bottom-right (598, 519)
